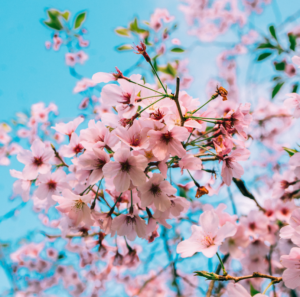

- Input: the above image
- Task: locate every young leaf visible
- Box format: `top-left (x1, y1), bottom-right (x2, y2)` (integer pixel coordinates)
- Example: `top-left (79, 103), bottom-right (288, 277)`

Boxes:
top-left (272, 82), bottom-right (284, 99)
top-left (250, 284), bottom-right (260, 296)
top-left (170, 47), bottom-right (185, 53)
top-left (74, 12), bottom-right (86, 29)
top-left (272, 76), bottom-right (282, 81)
top-left (115, 27), bottom-right (131, 37)
top-left (256, 43), bottom-right (276, 49)
top-left (158, 63), bottom-right (177, 78)
top-left (274, 61), bottom-right (286, 71)
top-left (44, 9), bottom-right (63, 30)
top-left (257, 52), bottom-right (272, 61)
top-left (129, 18), bottom-right (147, 34)
top-left (269, 25), bottom-right (278, 41)
top-left (292, 83), bottom-right (299, 93)
top-left (60, 11), bottom-right (70, 21)
top-left (116, 44), bottom-right (132, 51)
top-left (289, 34), bottom-right (297, 51)
top-left (283, 147), bottom-right (298, 157)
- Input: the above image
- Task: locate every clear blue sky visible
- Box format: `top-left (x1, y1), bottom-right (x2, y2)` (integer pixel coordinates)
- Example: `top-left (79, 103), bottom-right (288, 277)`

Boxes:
top-left (0, 0), bottom-right (299, 293)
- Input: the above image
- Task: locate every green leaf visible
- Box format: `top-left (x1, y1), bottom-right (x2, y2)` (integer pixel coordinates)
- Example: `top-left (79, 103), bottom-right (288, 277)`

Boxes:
top-left (269, 25), bottom-right (278, 41)
top-left (170, 47), bottom-right (185, 53)
top-left (60, 11), bottom-right (70, 21)
top-left (116, 44), bottom-right (132, 51)
top-left (272, 82), bottom-right (284, 98)
top-left (44, 9), bottom-right (63, 30)
top-left (257, 52), bottom-right (272, 61)
top-left (129, 18), bottom-right (147, 34)
top-left (257, 43), bottom-right (276, 49)
top-left (292, 83), bottom-right (299, 93)
top-left (283, 147), bottom-right (298, 157)
top-left (250, 284), bottom-right (260, 296)
top-left (274, 61), bottom-right (286, 71)
top-left (58, 253), bottom-right (65, 260)
top-left (289, 34), bottom-right (297, 51)
top-left (272, 76), bottom-right (282, 81)
top-left (74, 12), bottom-right (86, 29)
top-left (158, 63), bottom-right (177, 78)
top-left (115, 27), bottom-right (131, 37)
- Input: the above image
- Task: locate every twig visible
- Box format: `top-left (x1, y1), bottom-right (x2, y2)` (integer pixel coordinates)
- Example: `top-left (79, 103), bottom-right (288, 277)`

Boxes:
top-left (174, 77), bottom-right (184, 126)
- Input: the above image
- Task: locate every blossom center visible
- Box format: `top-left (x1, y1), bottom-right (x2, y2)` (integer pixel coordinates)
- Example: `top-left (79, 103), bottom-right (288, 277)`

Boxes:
top-left (33, 157), bottom-right (43, 166)
top-left (73, 144), bottom-right (83, 154)
top-left (150, 184), bottom-right (161, 196)
top-left (120, 160), bottom-right (131, 172)
top-left (161, 131), bottom-right (173, 144)
top-left (47, 180), bottom-right (57, 190)
top-left (202, 235), bottom-right (214, 247)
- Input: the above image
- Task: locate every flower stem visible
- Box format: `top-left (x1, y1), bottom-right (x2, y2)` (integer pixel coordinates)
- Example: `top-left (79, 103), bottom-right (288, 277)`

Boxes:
top-left (263, 280), bottom-right (276, 294)
top-left (192, 95), bottom-right (218, 114)
top-left (138, 97), bottom-right (166, 114)
top-left (149, 60), bottom-right (168, 94)
top-left (174, 77), bottom-right (185, 126)
top-left (127, 79), bottom-right (166, 96)
top-left (216, 252), bottom-right (227, 276)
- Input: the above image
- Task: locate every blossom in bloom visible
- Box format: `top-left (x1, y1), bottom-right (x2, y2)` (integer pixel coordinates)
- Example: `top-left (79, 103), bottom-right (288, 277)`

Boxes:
top-left (240, 210), bottom-right (268, 238)
top-left (73, 78), bottom-right (96, 93)
top-left (281, 247), bottom-right (300, 289)
top-left (103, 148), bottom-right (148, 192)
top-left (176, 210), bottom-right (237, 258)
top-left (17, 139), bottom-right (54, 180)
top-left (52, 117), bottom-right (84, 138)
top-left (79, 120), bottom-right (119, 151)
top-left (148, 126), bottom-right (189, 160)
top-left (284, 93), bottom-right (300, 118)
top-left (221, 148), bottom-right (250, 186)
top-left (10, 169), bottom-right (31, 202)
top-left (138, 173), bottom-right (177, 212)
top-left (91, 210), bottom-right (113, 234)
top-left (111, 207), bottom-right (147, 241)
top-left (113, 120), bottom-right (150, 151)
top-left (226, 283), bottom-right (266, 297)
top-left (178, 154), bottom-right (203, 174)
top-left (52, 189), bottom-right (94, 227)
top-left (35, 169), bottom-right (70, 200)
top-left (77, 148), bottom-right (110, 184)
top-left (101, 74), bottom-right (143, 119)
top-left (59, 133), bottom-right (84, 157)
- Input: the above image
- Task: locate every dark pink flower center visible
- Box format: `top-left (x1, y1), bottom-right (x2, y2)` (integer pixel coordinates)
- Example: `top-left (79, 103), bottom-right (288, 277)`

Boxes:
top-left (161, 131), bottom-right (173, 144)
top-left (33, 157), bottom-right (43, 166)
top-left (73, 144), bottom-right (83, 154)
top-left (120, 160), bottom-right (131, 172)
top-left (150, 184), bottom-right (161, 196)
top-left (47, 180), bottom-right (57, 190)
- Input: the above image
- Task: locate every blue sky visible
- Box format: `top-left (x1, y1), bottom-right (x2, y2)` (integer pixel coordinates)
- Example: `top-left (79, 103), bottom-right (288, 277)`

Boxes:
top-left (1, 0), bottom-right (300, 294)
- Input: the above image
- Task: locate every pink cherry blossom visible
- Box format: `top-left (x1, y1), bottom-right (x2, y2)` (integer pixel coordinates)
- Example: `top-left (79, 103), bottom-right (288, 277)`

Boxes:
top-left (111, 207), bottom-right (147, 241)
top-left (284, 93), bottom-right (300, 118)
top-left (52, 189), bottom-right (94, 227)
top-left (102, 148), bottom-right (148, 192)
top-left (281, 247), bottom-right (300, 289)
top-left (176, 210), bottom-right (237, 258)
top-left (221, 148), bottom-right (250, 186)
top-left (35, 169), bottom-right (70, 200)
top-left (10, 169), bottom-right (31, 202)
top-left (138, 173), bottom-right (177, 212)
top-left (52, 117), bottom-right (84, 138)
top-left (148, 126), bottom-right (189, 160)
top-left (59, 133), bottom-right (84, 157)
top-left (79, 120), bottom-right (119, 151)
top-left (178, 154), bottom-right (203, 174)
top-left (17, 139), bottom-right (54, 180)
top-left (77, 148), bottom-right (110, 184)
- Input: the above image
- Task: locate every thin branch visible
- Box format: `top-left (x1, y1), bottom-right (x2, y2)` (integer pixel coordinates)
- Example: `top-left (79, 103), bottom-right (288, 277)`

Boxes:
top-left (174, 77), bottom-right (184, 126)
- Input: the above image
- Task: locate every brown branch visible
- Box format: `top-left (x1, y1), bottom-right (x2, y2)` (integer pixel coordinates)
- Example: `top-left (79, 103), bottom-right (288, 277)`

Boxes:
top-left (41, 231), bottom-right (98, 239)
top-left (174, 77), bottom-right (185, 126)
top-left (206, 254), bottom-right (229, 297)
top-left (213, 272), bottom-right (282, 283)
top-left (51, 144), bottom-right (69, 167)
